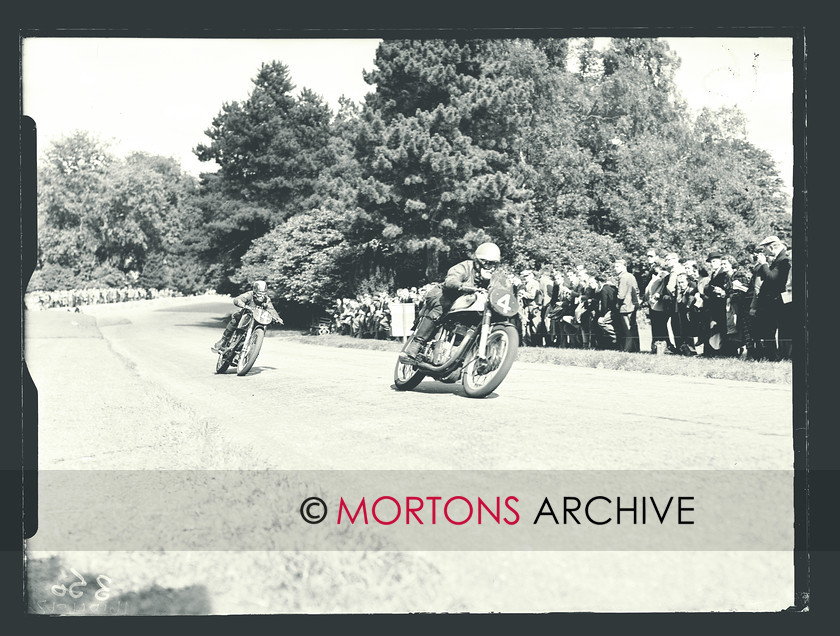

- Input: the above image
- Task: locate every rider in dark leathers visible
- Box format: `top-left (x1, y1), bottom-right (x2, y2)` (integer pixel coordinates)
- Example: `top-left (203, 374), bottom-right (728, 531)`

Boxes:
top-left (212, 280), bottom-right (283, 353)
top-left (399, 242), bottom-right (502, 364)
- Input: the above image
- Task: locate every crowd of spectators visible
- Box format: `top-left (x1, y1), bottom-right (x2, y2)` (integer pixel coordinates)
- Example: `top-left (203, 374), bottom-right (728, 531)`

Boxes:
top-left (514, 236), bottom-right (793, 362)
top-left (323, 235), bottom-right (793, 362)
top-left (24, 286), bottom-right (183, 311)
top-left (326, 286), bottom-right (435, 340)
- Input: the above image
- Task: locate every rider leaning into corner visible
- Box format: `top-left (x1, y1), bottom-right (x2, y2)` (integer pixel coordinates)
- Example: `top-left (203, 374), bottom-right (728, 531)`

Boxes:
top-left (212, 280), bottom-right (283, 353)
top-left (399, 242), bottom-right (504, 364)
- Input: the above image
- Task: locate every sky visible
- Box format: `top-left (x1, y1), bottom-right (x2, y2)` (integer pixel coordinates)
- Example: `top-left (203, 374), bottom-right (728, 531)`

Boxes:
top-left (21, 36), bottom-right (793, 195)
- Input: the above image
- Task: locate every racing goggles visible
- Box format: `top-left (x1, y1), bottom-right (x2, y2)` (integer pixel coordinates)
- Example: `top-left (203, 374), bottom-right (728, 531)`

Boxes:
top-left (476, 259), bottom-right (498, 272)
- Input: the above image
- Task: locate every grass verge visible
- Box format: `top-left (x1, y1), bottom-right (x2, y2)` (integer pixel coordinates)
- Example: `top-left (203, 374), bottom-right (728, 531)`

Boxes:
top-left (268, 331), bottom-right (791, 385)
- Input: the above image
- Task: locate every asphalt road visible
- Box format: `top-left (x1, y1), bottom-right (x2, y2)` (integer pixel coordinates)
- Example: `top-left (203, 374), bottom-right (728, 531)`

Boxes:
top-left (23, 296), bottom-right (796, 612)
top-left (53, 295), bottom-right (793, 472)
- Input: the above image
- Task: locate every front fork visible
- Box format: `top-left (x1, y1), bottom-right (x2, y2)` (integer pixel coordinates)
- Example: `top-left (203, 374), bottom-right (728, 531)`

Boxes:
top-left (237, 323), bottom-right (254, 357)
top-left (477, 308), bottom-right (491, 360)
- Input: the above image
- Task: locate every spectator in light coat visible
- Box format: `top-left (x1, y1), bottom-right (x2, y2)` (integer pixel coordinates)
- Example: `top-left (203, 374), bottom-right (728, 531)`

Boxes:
top-left (614, 258), bottom-right (641, 353)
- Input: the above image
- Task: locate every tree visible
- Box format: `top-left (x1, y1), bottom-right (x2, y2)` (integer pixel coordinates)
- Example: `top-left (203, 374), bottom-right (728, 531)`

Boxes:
top-left (350, 39), bottom-right (534, 284)
top-left (193, 62), bottom-right (340, 290)
top-left (34, 132), bottom-right (202, 290)
top-left (237, 207), bottom-right (353, 308)
top-left (236, 97), bottom-right (372, 305)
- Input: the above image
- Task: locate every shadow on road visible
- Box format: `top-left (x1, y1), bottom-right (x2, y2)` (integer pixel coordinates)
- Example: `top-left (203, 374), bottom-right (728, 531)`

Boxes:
top-left (174, 319), bottom-right (229, 329)
top-left (154, 302), bottom-right (230, 314)
top-left (390, 382), bottom-right (499, 400)
top-left (215, 366), bottom-right (277, 376)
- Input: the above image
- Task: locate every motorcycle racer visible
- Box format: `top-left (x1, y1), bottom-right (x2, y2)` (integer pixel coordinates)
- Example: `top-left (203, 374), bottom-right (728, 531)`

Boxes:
top-left (212, 280), bottom-right (283, 353)
top-left (399, 242), bottom-right (502, 364)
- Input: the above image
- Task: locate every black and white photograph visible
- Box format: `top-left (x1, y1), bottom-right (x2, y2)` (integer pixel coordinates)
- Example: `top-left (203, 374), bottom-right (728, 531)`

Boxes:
top-left (19, 31), bottom-right (804, 614)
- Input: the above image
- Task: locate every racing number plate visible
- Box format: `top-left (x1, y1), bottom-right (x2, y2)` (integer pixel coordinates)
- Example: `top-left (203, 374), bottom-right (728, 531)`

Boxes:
top-left (489, 285), bottom-right (520, 317)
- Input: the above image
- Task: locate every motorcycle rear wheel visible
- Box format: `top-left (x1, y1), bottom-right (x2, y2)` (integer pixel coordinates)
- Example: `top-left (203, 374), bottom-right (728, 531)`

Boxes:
top-left (237, 329), bottom-right (264, 376)
top-left (393, 358), bottom-right (425, 390)
top-left (462, 324), bottom-right (518, 398)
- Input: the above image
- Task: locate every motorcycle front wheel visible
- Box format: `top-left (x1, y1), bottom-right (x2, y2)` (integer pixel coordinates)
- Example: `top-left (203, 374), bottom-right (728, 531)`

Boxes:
top-left (237, 329), bottom-right (265, 376)
top-left (393, 358), bottom-right (425, 391)
top-left (462, 324), bottom-right (518, 398)
top-left (215, 352), bottom-right (231, 374)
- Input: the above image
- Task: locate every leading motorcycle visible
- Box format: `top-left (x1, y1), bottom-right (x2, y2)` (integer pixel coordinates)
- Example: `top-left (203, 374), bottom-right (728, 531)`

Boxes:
top-left (394, 271), bottom-right (520, 398)
top-left (215, 304), bottom-right (277, 376)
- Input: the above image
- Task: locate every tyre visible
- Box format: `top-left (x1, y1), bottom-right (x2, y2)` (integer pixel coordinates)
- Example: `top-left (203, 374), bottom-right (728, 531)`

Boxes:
top-left (462, 324), bottom-right (518, 398)
top-left (215, 352), bottom-right (230, 374)
top-left (236, 329), bottom-right (264, 376)
top-left (393, 358), bottom-right (425, 391)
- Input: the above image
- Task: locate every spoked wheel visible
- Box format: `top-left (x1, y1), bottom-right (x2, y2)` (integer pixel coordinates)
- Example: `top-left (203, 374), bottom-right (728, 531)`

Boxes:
top-left (215, 352), bottom-right (231, 374)
top-left (237, 329), bottom-right (265, 376)
top-left (393, 358), bottom-right (426, 391)
top-left (462, 324), bottom-right (518, 398)
top-left (216, 334), bottom-right (241, 374)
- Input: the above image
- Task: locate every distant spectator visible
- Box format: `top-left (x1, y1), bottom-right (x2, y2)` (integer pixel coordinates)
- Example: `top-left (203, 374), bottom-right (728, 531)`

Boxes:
top-left (672, 272), bottom-right (699, 355)
top-left (777, 251), bottom-right (793, 361)
top-left (752, 235), bottom-right (791, 361)
top-left (635, 248), bottom-right (659, 302)
top-left (721, 254), bottom-right (748, 357)
top-left (644, 265), bottom-right (671, 354)
top-left (545, 271), bottom-right (568, 347)
top-left (683, 260), bottom-right (700, 284)
top-left (518, 269), bottom-right (541, 346)
top-left (661, 252), bottom-right (683, 353)
top-left (701, 251), bottom-right (730, 357)
top-left (614, 258), bottom-right (641, 353)
top-left (591, 275), bottom-right (619, 350)
top-left (578, 275), bottom-right (598, 349)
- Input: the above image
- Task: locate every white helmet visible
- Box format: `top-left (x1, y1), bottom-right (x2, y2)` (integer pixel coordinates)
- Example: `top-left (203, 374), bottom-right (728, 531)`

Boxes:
top-left (252, 280), bottom-right (268, 302)
top-left (474, 242), bottom-right (501, 263)
top-left (474, 242), bottom-right (501, 281)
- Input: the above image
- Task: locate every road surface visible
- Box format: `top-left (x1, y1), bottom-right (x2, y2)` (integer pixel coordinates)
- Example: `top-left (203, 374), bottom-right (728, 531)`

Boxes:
top-left (23, 296), bottom-right (796, 613)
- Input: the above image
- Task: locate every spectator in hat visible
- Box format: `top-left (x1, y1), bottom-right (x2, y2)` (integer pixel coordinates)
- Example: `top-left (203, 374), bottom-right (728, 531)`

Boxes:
top-left (752, 235), bottom-right (791, 361)
top-left (777, 251), bottom-right (793, 360)
top-left (721, 254), bottom-right (748, 357)
top-left (701, 250), bottom-right (730, 357)
top-left (743, 243), bottom-right (766, 360)
top-left (591, 275), bottom-right (619, 349)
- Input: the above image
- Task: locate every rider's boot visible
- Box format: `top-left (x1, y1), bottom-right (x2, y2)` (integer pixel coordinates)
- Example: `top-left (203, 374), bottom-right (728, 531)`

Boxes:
top-left (211, 326), bottom-right (235, 353)
top-left (399, 316), bottom-right (436, 364)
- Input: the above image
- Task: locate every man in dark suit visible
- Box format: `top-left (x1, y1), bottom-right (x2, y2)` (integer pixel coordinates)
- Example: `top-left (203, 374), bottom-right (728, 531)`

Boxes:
top-left (591, 275), bottom-right (618, 349)
top-left (535, 269), bottom-right (555, 347)
top-left (752, 235), bottom-right (791, 361)
top-left (701, 251), bottom-right (730, 357)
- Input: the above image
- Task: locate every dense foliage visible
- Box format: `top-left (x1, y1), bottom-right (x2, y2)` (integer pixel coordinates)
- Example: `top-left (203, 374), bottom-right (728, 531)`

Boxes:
top-left (31, 38), bottom-right (791, 315)
top-left (32, 132), bottom-right (203, 293)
